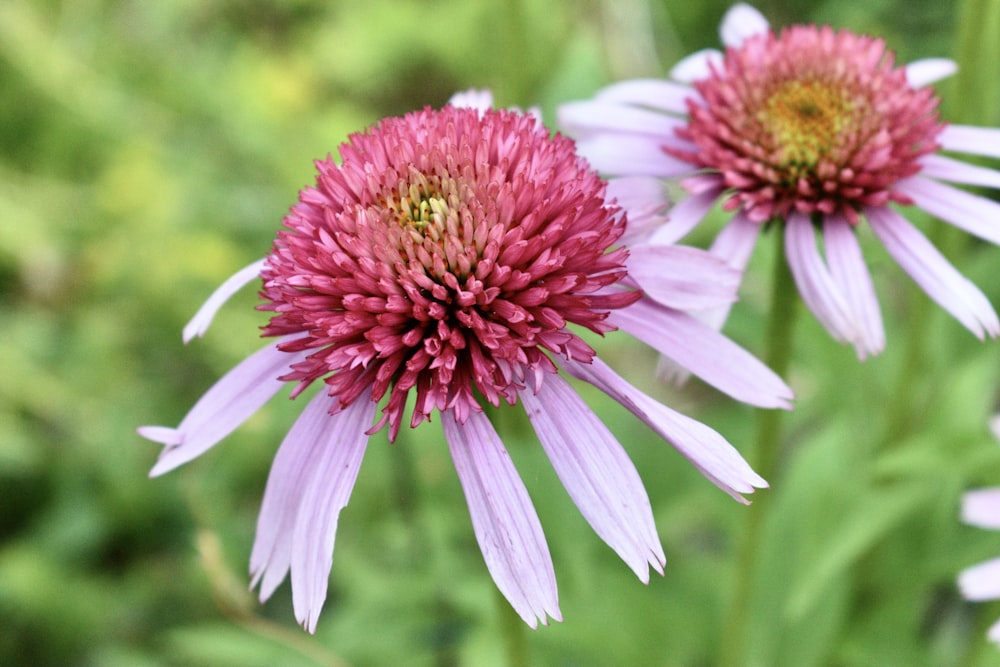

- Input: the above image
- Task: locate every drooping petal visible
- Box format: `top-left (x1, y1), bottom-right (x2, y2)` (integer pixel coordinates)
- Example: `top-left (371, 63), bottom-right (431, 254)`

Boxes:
top-left (289, 392), bottom-right (376, 633)
top-left (607, 299), bottom-right (794, 409)
top-left (573, 135), bottom-right (693, 178)
top-left (785, 212), bottom-right (859, 345)
top-left (866, 206), bottom-right (1000, 339)
top-left (939, 125), bottom-right (1000, 159)
top-left (823, 215), bottom-right (885, 359)
top-left (249, 390), bottom-right (373, 602)
top-left (718, 3), bottom-right (771, 47)
top-left (443, 409), bottom-right (561, 628)
top-left (561, 356), bottom-right (767, 502)
top-left (519, 375), bottom-right (665, 581)
top-left (593, 78), bottom-right (694, 114)
top-left (141, 341), bottom-right (304, 477)
top-left (917, 155), bottom-right (1000, 189)
top-left (628, 244), bottom-right (739, 311)
top-left (904, 58), bottom-right (957, 87)
top-left (648, 181), bottom-right (726, 245)
top-left (895, 176), bottom-right (1000, 245)
top-left (959, 557), bottom-right (1000, 601)
top-left (182, 259), bottom-right (266, 343)
top-left (961, 488), bottom-right (1000, 530)
top-left (557, 100), bottom-right (683, 140)
top-left (668, 212), bottom-right (765, 338)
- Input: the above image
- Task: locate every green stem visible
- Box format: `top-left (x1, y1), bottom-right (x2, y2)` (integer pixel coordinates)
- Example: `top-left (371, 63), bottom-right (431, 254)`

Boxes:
top-left (717, 226), bottom-right (798, 667)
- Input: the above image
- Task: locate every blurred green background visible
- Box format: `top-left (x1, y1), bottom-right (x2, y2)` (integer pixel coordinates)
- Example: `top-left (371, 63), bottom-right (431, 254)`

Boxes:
top-left (3, 0), bottom-right (1000, 665)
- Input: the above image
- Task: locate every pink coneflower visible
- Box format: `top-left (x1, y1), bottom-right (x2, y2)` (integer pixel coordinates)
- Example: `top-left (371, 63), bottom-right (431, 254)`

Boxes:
top-left (958, 416), bottom-right (1000, 644)
top-left (138, 91), bottom-right (791, 632)
top-left (559, 3), bottom-right (1000, 358)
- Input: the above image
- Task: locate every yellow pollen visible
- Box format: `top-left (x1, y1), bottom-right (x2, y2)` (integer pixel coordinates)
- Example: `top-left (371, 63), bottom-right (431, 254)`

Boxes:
top-left (761, 79), bottom-right (858, 176)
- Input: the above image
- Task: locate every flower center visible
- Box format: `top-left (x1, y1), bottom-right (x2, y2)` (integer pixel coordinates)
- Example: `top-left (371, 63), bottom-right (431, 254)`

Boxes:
top-left (672, 25), bottom-right (943, 224)
top-left (258, 106), bottom-right (639, 439)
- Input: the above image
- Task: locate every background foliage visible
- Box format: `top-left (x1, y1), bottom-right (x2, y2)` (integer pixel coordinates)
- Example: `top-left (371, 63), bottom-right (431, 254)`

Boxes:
top-left (2, 0), bottom-right (1000, 665)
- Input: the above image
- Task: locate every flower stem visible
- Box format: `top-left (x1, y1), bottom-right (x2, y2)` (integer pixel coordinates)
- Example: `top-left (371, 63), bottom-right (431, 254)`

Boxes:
top-left (717, 225), bottom-right (798, 667)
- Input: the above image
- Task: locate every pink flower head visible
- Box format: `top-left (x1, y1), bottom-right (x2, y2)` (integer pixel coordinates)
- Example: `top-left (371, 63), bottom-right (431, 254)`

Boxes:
top-left (958, 416), bottom-right (1000, 644)
top-left (138, 91), bottom-right (789, 632)
top-left (559, 3), bottom-right (1000, 358)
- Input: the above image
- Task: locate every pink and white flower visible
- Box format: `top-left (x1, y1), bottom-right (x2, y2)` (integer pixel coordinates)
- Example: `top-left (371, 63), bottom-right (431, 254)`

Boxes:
top-left (958, 416), bottom-right (1000, 644)
top-left (559, 3), bottom-right (1000, 358)
top-left (138, 91), bottom-right (790, 632)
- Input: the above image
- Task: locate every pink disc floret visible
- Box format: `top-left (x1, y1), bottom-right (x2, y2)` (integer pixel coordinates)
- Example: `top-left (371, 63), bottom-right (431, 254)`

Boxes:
top-left (259, 105), bottom-right (639, 440)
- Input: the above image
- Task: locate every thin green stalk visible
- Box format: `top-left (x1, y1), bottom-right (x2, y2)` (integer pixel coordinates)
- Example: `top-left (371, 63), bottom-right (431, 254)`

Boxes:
top-left (717, 226), bottom-right (798, 667)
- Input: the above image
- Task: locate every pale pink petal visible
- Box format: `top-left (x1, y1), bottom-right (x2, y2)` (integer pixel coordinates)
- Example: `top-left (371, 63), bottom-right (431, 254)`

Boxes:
top-left (249, 390), bottom-right (373, 602)
top-left (823, 215), bottom-right (885, 359)
top-left (670, 49), bottom-right (724, 83)
top-left (895, 176), bottom-right (1000, 246)
top-left (443, 409), bottom-right (561, 628)
top-left (607, 299), bottom-right (794, 409)
top-left (918, 155), bottom-right (1000, 189)
top-left (628, 244), bottom-right (739, 311)
top-left (785, 212), bottom-right (859, 345)
top-left (574, 135), bottom-right (692, 177)
top-left (648, 181), bottom-right (726, 245)
top-left (904, 58), bottom-right (957, 87)
top-left (142, 342), bottom-right (305, 477)
top-left (940, 125), bottom-right (1000, 159)
top-left (866, 206), bottom-right (1000, 339)
top-left (561, 356), bottom-right (767, 502)
top-left (696, 212), bottom-right (763, 331)
top-left (719, 3), bottom-right (770, 47)
top-left (289, 392), bottom-right (376, 633)
top-left (962, 488), bottom-right (1000, 530)
top-left (959, 557), bottom-right (1000, 601)
top-left (990, 414), bottom-right (1000, 440)
top-left (519, 376), bottom-right (665, 581)
top-left (557, 100), bottom-right (683, 139)
top-left (183, 259), bottom-right (266, 343)
top-left (605, 177), bottom-right (668, 245)
top-left (593, 78), bottom-right (694, 114)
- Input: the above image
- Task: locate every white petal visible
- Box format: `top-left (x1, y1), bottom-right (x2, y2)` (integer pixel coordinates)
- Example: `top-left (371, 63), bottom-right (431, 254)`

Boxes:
top-left (962, 488), bottom-right (1000, 530)
top-left (607, 299), bottom-right (794, 409)
top-left (443, 409), bottom-right (561, 628)
top-left (988, 617), bottom-right (1000, 644)
top-left (990, 414), bottom-right (1000, 441)
top-left (904, 58), bottom-right (957, 87)
top-left (183, 259), bottom-right (266, 343)
top-left (866, 206), bottom-right (1000, 338)
top-left (628, 244), bottom-right (739, 311)
top-left (940, 125), bottom-right (1000, 159)
top-left (959, 557), bottom-right (1000, 601)
top-left (670, 49), bottom-right (724, 83)
top-left (823, 216), bottom-right (885, 359)
top-left (561, 356), bottom-right (767, 502)
top-left (648, 181), bottom-right (726, 245)
top-left (918, 154), bottom-right (1000, 189)
top-left (719, 3), bottom-right (770, 47)
top-left (574, 135), bottom-right (693, 178)
top-left (594, 78), bottom-right (694, 114)
top-left (519, 376), bottom-right (664, 581)
top-left (143, 342), bottom-right (304, 477)
top-left (896, 175), bottom-right (1000, 246)
top-left (447, 89), bottom-right (494, 112)
top-left (289, 392), bottom-right (376, 633)
top-left (785, 213), bottom-right (859, 345)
